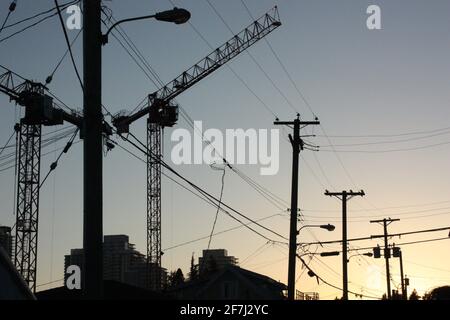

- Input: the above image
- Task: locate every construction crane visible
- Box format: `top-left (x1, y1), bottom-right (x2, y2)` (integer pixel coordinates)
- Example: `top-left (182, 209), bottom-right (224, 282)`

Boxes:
top-left (112, 7), bottom-right (281, 290)
top-left (0, 65), bottom-right (83, 292)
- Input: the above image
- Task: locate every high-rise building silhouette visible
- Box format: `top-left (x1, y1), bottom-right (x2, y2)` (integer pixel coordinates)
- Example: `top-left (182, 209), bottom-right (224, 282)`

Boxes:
top-left (0, 226), bottom-right (12, 259)
top-left (198, 249), bottom-right (238, 275)
top-left (64, 235), bottom-right (167, 290)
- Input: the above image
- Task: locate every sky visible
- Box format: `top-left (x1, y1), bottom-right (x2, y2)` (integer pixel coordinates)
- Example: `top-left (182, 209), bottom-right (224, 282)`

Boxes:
top-left (1, 0), bottom-right (450, 300)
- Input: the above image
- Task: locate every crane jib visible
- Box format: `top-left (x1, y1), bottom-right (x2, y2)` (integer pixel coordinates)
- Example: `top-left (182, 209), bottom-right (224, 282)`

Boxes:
top-left (114, 6), bottom-right (282, 132)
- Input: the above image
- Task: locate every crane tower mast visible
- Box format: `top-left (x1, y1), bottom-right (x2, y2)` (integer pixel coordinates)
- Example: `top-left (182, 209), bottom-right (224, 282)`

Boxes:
top-left (113, 7), bottom-right (282, 290)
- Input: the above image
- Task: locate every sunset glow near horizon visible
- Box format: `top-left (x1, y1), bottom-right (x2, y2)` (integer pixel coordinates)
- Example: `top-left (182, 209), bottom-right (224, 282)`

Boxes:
top-left (1, 0), bottom-right (450, 300)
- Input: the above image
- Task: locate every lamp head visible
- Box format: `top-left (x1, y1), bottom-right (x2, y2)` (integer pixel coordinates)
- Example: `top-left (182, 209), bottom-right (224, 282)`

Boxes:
top-left (155, 7), bottom-right (191, 24)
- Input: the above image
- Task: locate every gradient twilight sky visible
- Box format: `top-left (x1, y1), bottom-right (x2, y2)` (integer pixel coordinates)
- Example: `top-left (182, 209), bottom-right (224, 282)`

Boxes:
top-left (1, 0), bottom-right (450, 299)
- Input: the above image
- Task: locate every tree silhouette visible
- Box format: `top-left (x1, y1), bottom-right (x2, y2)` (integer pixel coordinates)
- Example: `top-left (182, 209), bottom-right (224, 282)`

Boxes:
top-left (188, 253), bottom-right (199, 281)
top-left (409, 289), bottom-right (420, 300)
top-left (168, 268), bottom-right (185, 288)
top-left (423, 286), bottom-right (450, 300)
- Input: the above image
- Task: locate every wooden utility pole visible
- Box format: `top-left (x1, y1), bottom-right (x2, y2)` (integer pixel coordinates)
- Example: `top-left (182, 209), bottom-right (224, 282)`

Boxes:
top-left (324, 190), bottom-right (365, 300)
top-left (274, 114), bottom-right (319, 300)
top-left (83, 0), bottom-right (103, 299)
top-left (370, 218), bottom-right (400, 300)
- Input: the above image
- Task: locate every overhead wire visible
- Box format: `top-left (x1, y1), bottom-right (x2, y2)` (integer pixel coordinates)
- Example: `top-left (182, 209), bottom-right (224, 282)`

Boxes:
top-left (46, 28), bottom-right (83, 85)
top-left (0, 1), bottom-right (78, 44)
top-left (110, 134), bottom-right (286, 245)
top-left (205, 0), bottom-right (297, 114)
top-left (100, 6), bottom-right (291, 226)
top-left (39, 128), bottom-right (79, 189)
top-left (303, 226), bottom-right (450, 246)
top-left (239, 1), bottom-right (383, 215)
top-left (120, 130), bottom-right (288, 243)
top-left (0, 130), bottom-right (16, 158)
top-left (296, 253), bottom-right (381, 299)
top-left (207, 165), bottom-right (226, 249)
top-left (166, 0), bottom-right (278, 118)
top-left (0, 1), bottom-right (17, 36)
top-left (2, 0), bottom-right (78, 31)
top-left (54, 0), bottom-right (84, 92)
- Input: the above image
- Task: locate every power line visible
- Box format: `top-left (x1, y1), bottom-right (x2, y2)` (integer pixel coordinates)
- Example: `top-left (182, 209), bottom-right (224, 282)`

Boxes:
top-left (170, 0), bottom-right (277, 118)
top-left (303, 226), bottom-right (450, 246)
top-left (111, 134), bottom-right (286, 244)
top-left (296, 253), bottom-right (381, 299)
top-left (0, 130), bottom-right (16, 158)
top-left (39, 128), bottom-right (78, 189)
top-left (319, 130), bottom-right (450, 147)
top-left (339, 236), bottom-right (450, 253)
top-left (205, 0), bottom-right (297, 114)
top-left (320, 141), bottom-right (450, 154)
top-left (121, 131), bottom-right (288, 243)
top-left (46, 28), bottom-right (83, 85)
top-left (239, 0), bottom-right (375, 215)
top-left (0, 128), bottom-right (77, 169)
top-left (129, 131), bottom-right (287, 241)
top-left (0, 1), bottom-right (78, 44)
top-left (100, 9), bottom-right (290, 242)
top-left (110, 137), bottom-right (227, 214)
top-left (100, 16), bottom-right (160, 90)
top-left (240, 241), bottom-right (270, 265)
top-left (98, 10), bottom-right (293, 246)
top-left (302, 199), bottom-right (450, 213)
top-left (163, 213), bottom-right (284, 252)
top-left (302, 210), bottom-right (450, 223)
top-left (36, 278), bottom-right (64, 288)
top-left (101, 7), bottom-right (289, 220)
top-left (0, 1), bottom-right (17, 36)
top-left (2, 0), bottom-right (78, 31)
top-left (207, 166), bottom-right (226, 249)
top-left (54, 0), bottom-right (84, 92)
top-left (317, 126), bottom-right (450, 139)
top-left (0, 130), bottom-right (78, 173)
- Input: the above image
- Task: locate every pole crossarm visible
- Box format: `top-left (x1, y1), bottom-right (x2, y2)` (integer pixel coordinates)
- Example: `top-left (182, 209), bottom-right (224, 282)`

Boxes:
top-left (323, 189), bottom-right (365, 300)
top-left (370, 218), bottom-right (400, 225)
top-left (325, 190), bottom-right (365, 200)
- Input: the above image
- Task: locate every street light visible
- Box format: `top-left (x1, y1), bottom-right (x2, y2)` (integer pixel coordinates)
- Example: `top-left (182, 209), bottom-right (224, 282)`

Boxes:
top-left (318, 251), bottom-right (373, 261)
top-left (297, 224), bottom-right (335, 236)
top-left (347, 252), bottom-right (373, 262)
top-left (102, 7), bottom-right (191, 45)
top-left (320, 251), bottom-right (340, 257)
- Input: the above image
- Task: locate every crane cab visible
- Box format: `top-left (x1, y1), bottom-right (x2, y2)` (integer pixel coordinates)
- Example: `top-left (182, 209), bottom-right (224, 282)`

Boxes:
top-left (149, 102), bottom-right (179, 128)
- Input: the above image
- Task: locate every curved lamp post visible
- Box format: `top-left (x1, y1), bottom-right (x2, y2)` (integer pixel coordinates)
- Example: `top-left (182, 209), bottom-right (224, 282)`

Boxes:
top-left (347, 252), bottom-right (373, 262)
top-left (102, 7), bottom-right (191, 45)
top-left (297, 223), bottom-right (335, 236)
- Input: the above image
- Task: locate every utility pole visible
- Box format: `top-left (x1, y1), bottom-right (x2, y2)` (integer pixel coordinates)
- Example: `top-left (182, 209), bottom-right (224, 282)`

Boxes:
top-left (83, 0), bottom-right (103, 299)
top-left (393, 245), bottom-right (406, 300)
top-left (370, 218), bottom-right (400, 300)
top-left (274, 114), bottom-right (320, 300)
top-left (404, 275), bottom-right (409, 300)
top-left (324, 190), bottom-right (365, 300)
top-left (399, 249), bottom-right (405, 300)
